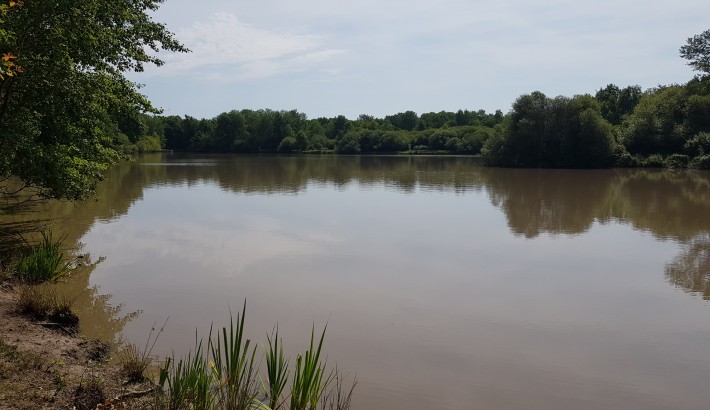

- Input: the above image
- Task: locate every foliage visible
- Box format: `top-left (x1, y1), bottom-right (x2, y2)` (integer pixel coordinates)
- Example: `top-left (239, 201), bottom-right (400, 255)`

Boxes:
top-left (664, 153), bottom-right (689, 169)
top-left (15, 231), bottom-right (70, 283)
top-left (595, 84), bottom-right (642, 125)
top-left (685, 131), bottom-right (710, 156)
top-left (689, 154), bottom-right (710, 169)
top-left (0, 0), bottom-right (186, 200)
top-left (151, 108), bottom-right (501, 155)
top-left (642, 154), bottom-right (665, 168)
top-left (680, 29), bottom-right (710, 75)
top-left (483, 92), bottom-right (614, 168)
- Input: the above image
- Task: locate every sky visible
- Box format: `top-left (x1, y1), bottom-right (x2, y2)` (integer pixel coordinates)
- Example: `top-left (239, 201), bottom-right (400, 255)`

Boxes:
top-left (129, 0), bottom-right (710, 119)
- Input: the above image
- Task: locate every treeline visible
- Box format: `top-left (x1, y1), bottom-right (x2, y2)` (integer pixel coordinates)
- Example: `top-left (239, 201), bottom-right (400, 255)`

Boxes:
top-left (116, 76), bottom-right (710, 169)
top-left (482, 78), bottom-right (710, 169)
top-left (115, 108), bottom-right (504, 155)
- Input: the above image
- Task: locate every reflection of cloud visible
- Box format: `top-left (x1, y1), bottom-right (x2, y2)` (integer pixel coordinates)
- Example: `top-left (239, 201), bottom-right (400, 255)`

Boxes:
top-left (149, 13), bottom-right (344, 81)
top-left (86, 214), bottom-right (340, 275)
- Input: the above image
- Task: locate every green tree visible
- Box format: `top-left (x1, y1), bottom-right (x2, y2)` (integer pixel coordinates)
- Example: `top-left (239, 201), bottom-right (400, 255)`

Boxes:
top-left (680, 29), bottom-right (710, 75)
top-left (0, 0), bottom-right (186, 200)
top-left (483, 92), bottom-right (614, 168)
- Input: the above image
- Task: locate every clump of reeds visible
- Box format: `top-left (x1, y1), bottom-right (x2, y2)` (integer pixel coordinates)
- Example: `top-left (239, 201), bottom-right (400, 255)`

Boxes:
top-left (289, 326), bottom-right (331, 410)
top-left (15, 231), bottom-right (70, 283)
top-left (154, 302), bottom-right (356, 410)
top-left (209, 304), bottom-right (260, 409)
top-left (262, 327), bottom-right (289, 410)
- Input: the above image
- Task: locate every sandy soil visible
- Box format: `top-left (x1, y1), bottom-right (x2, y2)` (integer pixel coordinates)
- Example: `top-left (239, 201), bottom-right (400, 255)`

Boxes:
top-left (0, 283), bottom-right (153, 409)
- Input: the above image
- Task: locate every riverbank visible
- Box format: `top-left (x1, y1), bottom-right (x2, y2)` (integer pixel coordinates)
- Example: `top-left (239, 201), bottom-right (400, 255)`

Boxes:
top-left (0, 283), bottom-right (153, 409)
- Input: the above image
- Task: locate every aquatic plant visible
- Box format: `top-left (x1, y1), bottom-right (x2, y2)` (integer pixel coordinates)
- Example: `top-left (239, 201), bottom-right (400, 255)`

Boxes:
top-left (155, 303), bottom-right (354, 410)
top-left (290, 325), bottom-right (332, 410)
top-left (209, 302), bottom-right (259, 409)
top-left (15, 231), bottom-right (70, 283)
top-left (262, 327), bottom-right (289, 410)
top-left (158, 337), bottom-right (212, 410)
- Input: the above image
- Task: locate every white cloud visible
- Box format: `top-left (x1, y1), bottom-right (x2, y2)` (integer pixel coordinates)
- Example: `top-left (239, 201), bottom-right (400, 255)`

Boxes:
top-left (149, 13), bottom-right (344, 81)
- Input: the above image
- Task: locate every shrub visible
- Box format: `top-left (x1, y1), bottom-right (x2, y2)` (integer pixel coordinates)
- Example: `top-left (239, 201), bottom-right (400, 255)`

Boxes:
top-left (664, 154), bottom-right (690, 169)
top-left (690, 154), bottom-right (710, 169)
top-left (642, 154), bottom-right (665, 168)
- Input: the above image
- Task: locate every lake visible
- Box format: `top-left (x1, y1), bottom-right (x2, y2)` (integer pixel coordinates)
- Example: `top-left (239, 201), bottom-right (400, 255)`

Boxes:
top-left (6, 154), bottom-right (710, 409)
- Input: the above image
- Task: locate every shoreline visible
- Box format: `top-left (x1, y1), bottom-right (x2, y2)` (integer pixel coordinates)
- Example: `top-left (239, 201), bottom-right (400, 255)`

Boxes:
top-left (0, 283), bottom-right (152, 409)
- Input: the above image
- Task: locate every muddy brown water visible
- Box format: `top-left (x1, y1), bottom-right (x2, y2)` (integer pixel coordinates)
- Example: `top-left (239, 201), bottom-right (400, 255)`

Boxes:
top-left (4, 154), bottom-right (710, 409)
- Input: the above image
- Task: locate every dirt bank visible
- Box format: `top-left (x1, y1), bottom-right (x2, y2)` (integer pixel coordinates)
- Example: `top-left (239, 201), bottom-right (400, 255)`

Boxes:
top-left (0, 284), bottom-right (153, 409)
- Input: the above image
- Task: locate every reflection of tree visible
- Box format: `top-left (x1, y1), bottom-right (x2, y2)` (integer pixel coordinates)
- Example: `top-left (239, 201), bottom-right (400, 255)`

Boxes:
top-left (483, 169), bottom-right (612, 237)
top-left (606, 171), bottom-right (710, 240)
top-left (481, 168), bottom-right (710, 240)
top-left (6, 154), bottom-right (710, 309)
top-left (665, 234), bottom-right (710, 300)
top-left (54, 256), bottom-right (140, 343)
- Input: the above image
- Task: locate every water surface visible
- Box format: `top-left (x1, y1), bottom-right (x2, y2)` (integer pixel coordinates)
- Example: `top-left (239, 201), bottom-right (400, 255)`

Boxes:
top-left (6, 154), bottom-right (710, 409)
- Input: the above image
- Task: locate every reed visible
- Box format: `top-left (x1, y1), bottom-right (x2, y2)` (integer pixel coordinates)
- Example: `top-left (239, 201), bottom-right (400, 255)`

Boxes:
top-left (209, 302), bottom-right (259, 409)
top-left (262, 327), bottom-right (289, 410)
top-left (290, 325), bottom-right (332, 410)
top-left (154, 303), bottom-right (353, 410)
top-left (158, 336), bottom-right (212, 410)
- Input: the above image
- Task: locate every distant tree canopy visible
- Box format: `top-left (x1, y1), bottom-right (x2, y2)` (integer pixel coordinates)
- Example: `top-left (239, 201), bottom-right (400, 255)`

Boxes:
top-left (482, 92), bottom-right (614, 168)
top-left (134, 108), bottom-right (505, 156)
top-left (0, 0), bottom-right (186, 200)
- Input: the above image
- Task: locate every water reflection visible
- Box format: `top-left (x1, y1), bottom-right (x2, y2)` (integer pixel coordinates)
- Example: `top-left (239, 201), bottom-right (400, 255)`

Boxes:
top-left (4, 154), bottom-right (710, 306)
top-left (666, 234), bottom-right (710, 300)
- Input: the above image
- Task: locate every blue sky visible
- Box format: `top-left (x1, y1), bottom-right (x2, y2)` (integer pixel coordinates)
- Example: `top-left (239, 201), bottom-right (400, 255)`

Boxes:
top-left (130, 0), bottom-right (710, 119)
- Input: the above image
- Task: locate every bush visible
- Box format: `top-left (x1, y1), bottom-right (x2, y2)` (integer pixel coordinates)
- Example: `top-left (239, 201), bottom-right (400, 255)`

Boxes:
top-left (664, 154), bottom-right (690, 169)
top-left (642, 154), bottom-right (665, 168)
top-left (684, 131), bottom-right (710, 156)
top-left (277, 136), bottom-right (297, 153)
top-left (690, 154), bottom-right (710, 169)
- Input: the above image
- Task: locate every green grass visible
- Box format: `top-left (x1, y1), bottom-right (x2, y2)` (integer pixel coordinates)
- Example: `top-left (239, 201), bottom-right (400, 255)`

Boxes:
top-left (15, 231), bottom-right (71, 283)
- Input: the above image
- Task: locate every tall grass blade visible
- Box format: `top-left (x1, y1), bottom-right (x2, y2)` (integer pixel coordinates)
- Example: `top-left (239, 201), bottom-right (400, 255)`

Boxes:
top-left (290, 325), bottom-right (333, 410)
top-left (262, 326), bottom-right (289, 410)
